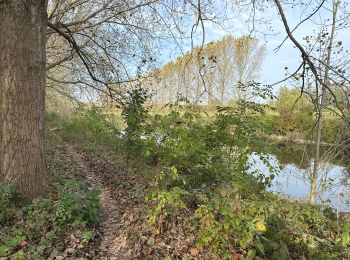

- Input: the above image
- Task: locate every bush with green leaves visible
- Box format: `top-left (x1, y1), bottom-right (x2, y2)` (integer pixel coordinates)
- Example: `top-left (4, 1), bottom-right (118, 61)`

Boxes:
top-left (274, 87), bottom-right (315, 133)
top-left (0, 175), bottom-right (100, 259)
top-left (120, 83), bottom-right (350, 259)
top-left (139, 83), bottom-right (276, 191)
top-left (194, 191), bottom-right (350, 259)
top-left (0, 183), bottom-right (19, 223)
top-left (121, 85), bottom-right (150, 151)
top-left (143, 110), bottom-right (230, 185)
top-left (53, 177), bottom-right (100, 227)
top-left (146, 166), bottom-right (188, 231)
top-left (0, 150), bottom-right (100, 259)
top-left (42, 83), bottom-right (349, 258)
top-left (59, 106), bottom-right (119, 148)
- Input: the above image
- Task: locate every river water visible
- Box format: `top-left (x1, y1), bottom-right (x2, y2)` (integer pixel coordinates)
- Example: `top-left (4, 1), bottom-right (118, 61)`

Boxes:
top-left (250, 143), bottom-right (350, 212)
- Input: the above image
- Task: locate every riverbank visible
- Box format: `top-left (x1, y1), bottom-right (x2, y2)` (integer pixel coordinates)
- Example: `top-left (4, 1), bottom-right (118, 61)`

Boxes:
top-left (262, 133), bottom-right (332, 146)
top-left (44, 109), bottom-right (350, 259)
top-left (3, 110), bottom-right (345, 259)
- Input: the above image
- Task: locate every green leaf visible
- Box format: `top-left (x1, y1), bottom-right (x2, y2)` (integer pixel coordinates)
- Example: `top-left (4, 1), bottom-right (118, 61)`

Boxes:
top-left (147, 236), bottom-right (156, 246)
top-left (245, 249), bottom-right (256, 260)
top-left (10, 250), bottom-right (26, 260)
top-left (223, 221), bottom-right (230, 230)
top-left (255, 240), bottom-right (265, 255)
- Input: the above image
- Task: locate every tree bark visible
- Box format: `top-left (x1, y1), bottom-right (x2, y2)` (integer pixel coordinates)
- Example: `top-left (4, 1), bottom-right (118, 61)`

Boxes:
top-left (0, 0), bottom-right (49, 202)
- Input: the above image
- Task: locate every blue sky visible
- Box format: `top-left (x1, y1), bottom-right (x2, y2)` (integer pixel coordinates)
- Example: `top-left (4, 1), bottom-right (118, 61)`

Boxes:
top-left (160, 1), bottom-right (350, 94)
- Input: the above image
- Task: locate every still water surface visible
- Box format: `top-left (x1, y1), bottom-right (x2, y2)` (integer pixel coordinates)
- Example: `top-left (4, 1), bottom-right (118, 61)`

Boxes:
top-left (250, 144), bottom-right (350, 212)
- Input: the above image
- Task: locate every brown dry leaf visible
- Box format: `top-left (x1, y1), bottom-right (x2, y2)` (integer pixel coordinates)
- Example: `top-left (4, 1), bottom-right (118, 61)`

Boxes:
top-left (232, 253), bottom-right (243, 260)
top-left (16, 219), bottom-right (25, 225)
top-left (190, 247), bottom-right (200, 256)
top-left (20, 241), bottom-right (28, 248)
top-left (113, 235), bottom-right (127, 251)
top-left (158, 241), bottom-right (166, 248)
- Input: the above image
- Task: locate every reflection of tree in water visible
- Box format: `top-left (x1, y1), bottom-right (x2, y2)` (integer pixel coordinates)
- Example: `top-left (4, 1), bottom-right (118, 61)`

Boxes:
top-left (272, 144), bottom-right (312, 169)
top-left (253, 141), bottom-right (350, 210)
top-left (253, 142), bottom-right (311, 169)
top-left (343, 165), bottom-right (350, 178)
top-left (254, 142), bottom-right (350, 174)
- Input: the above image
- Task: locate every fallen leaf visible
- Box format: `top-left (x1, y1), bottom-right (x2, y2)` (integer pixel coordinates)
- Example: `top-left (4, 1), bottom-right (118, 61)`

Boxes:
top-left (190, 247), bottom-right (200, 256)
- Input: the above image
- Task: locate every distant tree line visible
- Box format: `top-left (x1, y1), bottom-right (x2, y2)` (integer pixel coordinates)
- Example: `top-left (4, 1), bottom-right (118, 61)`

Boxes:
top-left (139, 35), bottom-right (266, 106)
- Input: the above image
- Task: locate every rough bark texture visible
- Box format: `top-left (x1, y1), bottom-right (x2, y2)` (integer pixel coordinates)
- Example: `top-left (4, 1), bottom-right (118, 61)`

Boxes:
top-left (0, 0), bottom-right (49, 202)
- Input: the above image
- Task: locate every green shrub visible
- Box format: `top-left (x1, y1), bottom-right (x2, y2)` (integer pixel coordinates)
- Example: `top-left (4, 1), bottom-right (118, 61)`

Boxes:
top-left (57, 106), bottom-right (119, 149)
top-left (0, 157), bottom-right (100, 259)
top-left (129, 84), bottom-right (350, 259)
top-left (194, 193), bottom-right (350, 259)
top-left (44, 84), bottom-right (349, 259)
top-left (146, 167), bottom-right (188, 230)
top-left (54, 179), bottom-right (100, 227)
top-left (121, 86), bottom-right (150, 146)
top-left (0, 183), bottom-right (19, 223)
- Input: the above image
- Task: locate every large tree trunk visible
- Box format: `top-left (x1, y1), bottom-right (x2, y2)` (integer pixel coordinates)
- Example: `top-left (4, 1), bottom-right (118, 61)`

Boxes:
top-left (0, 0), bottom-right (49, 202)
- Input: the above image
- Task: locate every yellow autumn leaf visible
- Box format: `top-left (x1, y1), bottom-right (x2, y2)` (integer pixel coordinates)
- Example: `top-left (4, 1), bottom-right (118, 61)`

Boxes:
top-left (255, 221), bottom-right (267, 233)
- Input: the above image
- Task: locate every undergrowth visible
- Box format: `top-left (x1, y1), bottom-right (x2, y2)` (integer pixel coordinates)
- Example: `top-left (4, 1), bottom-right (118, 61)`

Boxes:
top-left (122, 84), bottom-right (349, 259)
top-left (40, 85), bottom-right (350, 259)
top-left (0, 129), bottom-right (100, 259)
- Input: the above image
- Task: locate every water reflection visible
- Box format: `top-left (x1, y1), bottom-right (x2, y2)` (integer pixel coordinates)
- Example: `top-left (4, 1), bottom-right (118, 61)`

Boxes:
top-left (250, 143), bottom-right (350, 212)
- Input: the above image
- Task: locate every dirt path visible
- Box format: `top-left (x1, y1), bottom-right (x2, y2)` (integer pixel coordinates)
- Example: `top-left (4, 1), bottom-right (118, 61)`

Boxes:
top-left (65, 144), bottom-right (147, 259)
